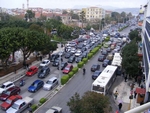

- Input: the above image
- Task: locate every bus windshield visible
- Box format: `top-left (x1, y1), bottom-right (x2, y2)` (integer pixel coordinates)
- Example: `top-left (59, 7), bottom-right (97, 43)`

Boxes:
top-left (92, 85), bottom-right (104, 92)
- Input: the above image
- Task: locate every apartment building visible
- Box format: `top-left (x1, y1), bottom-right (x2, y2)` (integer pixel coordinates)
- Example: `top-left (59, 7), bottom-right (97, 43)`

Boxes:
top-left (82, 7), bottom-right (105, 21)
top-left (141, 0), bottom-right (150, 102)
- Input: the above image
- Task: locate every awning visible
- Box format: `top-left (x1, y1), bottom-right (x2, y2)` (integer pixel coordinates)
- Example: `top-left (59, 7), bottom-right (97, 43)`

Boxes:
top-left (136, 88), bottom-right (146, 94)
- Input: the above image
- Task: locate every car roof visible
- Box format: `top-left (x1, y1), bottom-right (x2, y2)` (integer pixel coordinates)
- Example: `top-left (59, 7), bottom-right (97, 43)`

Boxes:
top-left (48, 77), bottom-right (57, 81)
top-left (34, 80), bottom-right (43, 83)
top-left (43, 60), bottom-right (49, 62)
top-left (7, 86), bottom-right (19, 91)
top-left (14, 99), bottom-right (24, 105)
top-left (3, 81), bottom-right (14, 85)
top-left (66, 64), bottom-right (72, 67)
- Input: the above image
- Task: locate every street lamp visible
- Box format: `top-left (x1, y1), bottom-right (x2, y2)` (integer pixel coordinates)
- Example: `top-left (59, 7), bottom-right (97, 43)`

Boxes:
top-left (51, 40), bottom-right (62, 87)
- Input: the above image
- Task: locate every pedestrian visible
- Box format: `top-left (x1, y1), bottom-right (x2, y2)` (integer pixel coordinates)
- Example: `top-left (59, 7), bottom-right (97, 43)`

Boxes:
top-left (124, 75), bottom-right (127, 82)
top-left (26, 63), bottom-right (29, 70)
top-left (14, 67), bottom-right (17, 74)
top-left (118, 103), bottom-right (122, 111)
top-left (114, 91), bottom-right (118, 100)
top-left (130, 83), bottom-right (135, 91)
top-left (137, 76), bottom-right (142, 87)
top-left (40, 55), bottom-right (42, 61)
top-left (134, 90), bottom-right (137, 99)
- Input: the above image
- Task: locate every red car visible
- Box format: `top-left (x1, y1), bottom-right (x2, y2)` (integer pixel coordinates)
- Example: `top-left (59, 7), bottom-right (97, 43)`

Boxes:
top-left (0, 86), bottom-right (21, 101)
top-left (62, 64), bottom-right (73, 74)
top-left (26, 66), bottom-right (38, 76)
top-left (1, 95), bottom-right (22, 110)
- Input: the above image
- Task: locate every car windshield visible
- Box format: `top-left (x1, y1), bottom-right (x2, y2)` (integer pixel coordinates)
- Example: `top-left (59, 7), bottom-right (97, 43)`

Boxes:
top-left (94, 71), bottom-right (100, 75)
top-left (40, 70), bottom-right (46, 73)
top-left (28, 69), bottom-right (33, 72)
top-left (11, 103), bottom-right (19, 110)
top-left (6, 99), bottom-right (12, 104)
top-left (64, 67), bottom-right (70, 71)
top-left (1, 85), bottom-right (5, 88)
top-left (3, 90), bottom-right (11, 95)
top-left (31, 83), bottom-right (37, 87)
top-left (46, 80), bottom-right (52, 84)
top-left (99, 56), bottom-right (104, 58)
top-left (42, 61), bottom-right (46, 64)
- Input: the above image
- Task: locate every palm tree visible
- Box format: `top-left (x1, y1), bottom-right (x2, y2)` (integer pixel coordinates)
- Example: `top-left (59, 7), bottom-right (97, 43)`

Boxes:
top-left (79, 11), bottom-right (85, 28)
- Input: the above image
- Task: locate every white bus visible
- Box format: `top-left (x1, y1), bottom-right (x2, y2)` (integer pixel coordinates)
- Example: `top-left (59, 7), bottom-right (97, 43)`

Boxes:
top-left (91, 65), bottom-right (118, 95)
top-left (111, 53), bottom-right (122, 67)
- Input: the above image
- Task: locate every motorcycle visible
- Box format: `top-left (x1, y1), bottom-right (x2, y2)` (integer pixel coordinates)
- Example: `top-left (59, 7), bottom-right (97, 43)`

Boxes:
top-left (20, 79), bottom-right (25, 86)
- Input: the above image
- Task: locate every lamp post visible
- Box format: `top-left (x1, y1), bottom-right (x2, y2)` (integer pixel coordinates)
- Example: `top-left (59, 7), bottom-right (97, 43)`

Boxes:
top-left (51, 40), bottom-right (62, 87)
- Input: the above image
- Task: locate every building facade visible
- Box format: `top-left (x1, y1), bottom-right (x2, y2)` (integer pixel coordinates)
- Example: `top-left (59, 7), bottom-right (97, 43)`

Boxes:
top-left (82, 7), bottom-right (105, 21)
top-left (141, 0), bottom-right (150, 102)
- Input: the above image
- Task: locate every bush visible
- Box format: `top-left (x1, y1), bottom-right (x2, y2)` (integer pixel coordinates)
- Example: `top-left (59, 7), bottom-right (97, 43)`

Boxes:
top-left (78, 61), bottom-right (84, 68)
top-left (97, 45), bottom-right (102, 48)
top-left (31, 104), bottom-right (38, 112)
top-left (72, 67), bottom-right (78, 73)
top-left (39, 98), bottom-right (47, 104)
top-left (105, 36), bottom-right (110, 41)
top-left (68, 71), bottom-right (74, 78)
top-left (82, 58), bottom-right (88, 64)
top-left (88, 53), bottom-right (93, 59)
top-left (61, 75), bottom-right (69, 85)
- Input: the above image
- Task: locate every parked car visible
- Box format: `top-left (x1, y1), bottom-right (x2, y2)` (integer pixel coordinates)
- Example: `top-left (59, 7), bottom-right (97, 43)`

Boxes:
top-left (50, 54), bottom-right (59, 62)
top-left (75, 50), bottom-right (82, 57)
top-left (98, 55), bottom-right (106, 62)
top-left (43, 77), bottom-right (58, 91)
top-left (102, 59), bottom-right (111, 67)
top-left (91, 64), bottom-right (100, 72)
top-left (28, 80), bottom-right (44, 92)
top-left (102, 50), bottom-right (108, 55)
top-left (82, 52), bottom-right (87, 58)
top-left (76, 56), bottom-right (83, 63)
top-left (0, 81), bottom-right (15, 94)
top-left (92, 71), bottom-right (101, 80)
top-left (68, 56), bottom-right (75, 63)
top-left (26, 66), bottom-right (38, 76)
top-left (1, 95), bottom-right (22, 111)
top-left (70, 48), bottom-right (76, 54)
top-left (6, 96), bottom-right (34, 113)
top-left (38, 66), bottom-right (50, 78)
top-left (40, 60), bottom-right (50, 67)
top-left (52, 59), bottom-right (59, 67)
top-left (62, 64), bottom-right (73, 74)
top-left (107, 47), bottom-right (111, 52)
top-left (65, 52), bottom-right (73, 59)
top-left (57, 62), bottom-right (68, 70)
top-left (0, 86), bottom-right (21, 101)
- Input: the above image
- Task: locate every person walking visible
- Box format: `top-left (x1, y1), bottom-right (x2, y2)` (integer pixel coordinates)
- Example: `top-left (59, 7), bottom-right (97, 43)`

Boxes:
top-left (118, 103), bottom-right (122, 111)
top-left (134, 90), bottom-right (137, 99)
top-left (83, 68), bottom-right (86, 75)
top-left (114, 91), bottom-right (118, 100)
top-left (124, 75), bottom-right (127, 82)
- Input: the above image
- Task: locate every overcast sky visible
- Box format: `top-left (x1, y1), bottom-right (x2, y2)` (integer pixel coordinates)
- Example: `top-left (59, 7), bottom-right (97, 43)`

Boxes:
top-left (0, 0), bottom-right (148, 9)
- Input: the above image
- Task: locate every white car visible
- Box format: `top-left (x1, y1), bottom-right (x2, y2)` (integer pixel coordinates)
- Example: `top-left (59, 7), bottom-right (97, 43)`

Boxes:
top-left (70, 48), bottom-right (76, 54)
top-left (43, 77), bottom-right (58, 90)
top-left (40, 60), bottom-right (50, 67)
top-left (75, 50), bottom-right (82, 57)
top-left (46, 106), bottom-right (62, 113)
top-left (0, 81), bottom-right (15, 94)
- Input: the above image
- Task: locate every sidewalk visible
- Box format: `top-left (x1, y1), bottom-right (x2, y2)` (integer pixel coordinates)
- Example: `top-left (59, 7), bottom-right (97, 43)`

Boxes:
top-left (0, 47), bottom-right (64, 85)
top-left (113, 78), bottom-right (141, 112)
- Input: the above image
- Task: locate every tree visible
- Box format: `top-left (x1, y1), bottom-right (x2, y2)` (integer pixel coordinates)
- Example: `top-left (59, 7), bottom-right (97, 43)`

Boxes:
top-left (25, 10), bottom-right (35, 22)
top-left (79, 11), bottom-right (85, 28)
top-left (129, 29), bottom-right (141, 42)
top-left (67, 91), bottom-right (110, 113)
top-left (69, 10), bottom-right (79, 19)
top-left (29, 23), bottom-right (44, 33)
top-left (121, 39), bottom-right (139, 78)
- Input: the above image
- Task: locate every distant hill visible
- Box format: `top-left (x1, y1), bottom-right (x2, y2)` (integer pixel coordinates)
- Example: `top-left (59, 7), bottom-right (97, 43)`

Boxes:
top-left (114, 8), bottom-right (140, 16)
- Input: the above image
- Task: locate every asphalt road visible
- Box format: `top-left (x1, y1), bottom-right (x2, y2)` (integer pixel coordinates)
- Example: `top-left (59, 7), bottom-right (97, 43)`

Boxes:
top-left (36, 27), bottom-right (131, 113)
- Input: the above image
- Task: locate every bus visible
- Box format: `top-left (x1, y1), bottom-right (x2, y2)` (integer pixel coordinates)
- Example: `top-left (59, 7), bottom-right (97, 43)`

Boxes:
top-left (111, 53), bottom-right (122, 67)
top-left (111, 53), bottom-right (122, 75)
top-left (91, 65), bottom-right (118, 95)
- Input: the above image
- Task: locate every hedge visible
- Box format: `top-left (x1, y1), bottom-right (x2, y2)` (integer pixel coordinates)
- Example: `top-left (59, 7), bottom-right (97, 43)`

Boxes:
top-left (82, 58), bottom-right (88, 64)
top-left (31, 104), bottom-right (38, 112)
top-left (88, 53), bottom-right (93, 59)
top-left (72, 67), bottom-right (78, 73)
top-left (78, 61), bottom-right (84, 68)
top-left (61, 75), bottom-right (69, 85)
top-left (39, 98), bottom-right (47, 104)
top-left (105, 36), bottom-right (110, 41)
top-left (68, 71), bottom-right (74, 78)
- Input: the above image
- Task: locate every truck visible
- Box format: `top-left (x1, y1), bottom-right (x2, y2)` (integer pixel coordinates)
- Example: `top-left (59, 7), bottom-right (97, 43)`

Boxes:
top-left (45, 106), bottom-right (62, 113)
top-left (6, 96), bottom-right (34, 113)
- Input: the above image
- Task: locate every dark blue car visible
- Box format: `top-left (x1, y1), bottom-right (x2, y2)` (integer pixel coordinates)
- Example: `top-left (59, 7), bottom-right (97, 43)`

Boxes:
top-left (28, 80), bottom-right (44, 92)
top-left (92, 71), bottom-right (101, 80)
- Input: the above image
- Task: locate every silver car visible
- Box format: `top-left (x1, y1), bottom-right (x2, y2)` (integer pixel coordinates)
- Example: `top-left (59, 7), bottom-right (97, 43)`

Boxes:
top-left (43, 77), bottom-right (58, 90)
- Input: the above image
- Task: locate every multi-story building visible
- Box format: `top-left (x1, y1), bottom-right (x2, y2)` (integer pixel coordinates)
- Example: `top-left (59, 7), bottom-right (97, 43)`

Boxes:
top-left (82, 7), bottom-right (105, 21)
top-left (141, 0), bottom-right (150, 103)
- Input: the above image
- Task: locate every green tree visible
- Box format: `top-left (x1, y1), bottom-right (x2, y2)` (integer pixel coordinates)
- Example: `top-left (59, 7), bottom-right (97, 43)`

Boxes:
top-left (25, 10), bottom-right (35, 22)
top-left (62, 10), bottom-right (68, 14)
top-left (129, 29), bottom-right (141, 42)
top-left (79, 11), bottom-right (85, 28)
top-left (69, 10), bottom-right (79, 19)
top-left (121, 39), bottom-right (139, 78)
top-left (67, 91), bottom-right (110, 113)
top-left (29, 23), bottom-right (44, 33)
